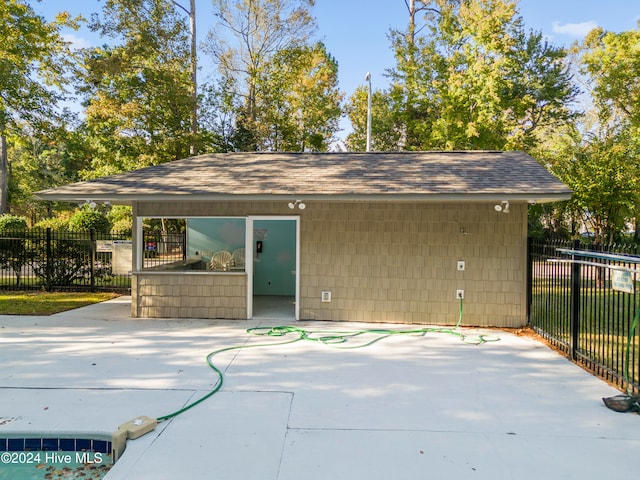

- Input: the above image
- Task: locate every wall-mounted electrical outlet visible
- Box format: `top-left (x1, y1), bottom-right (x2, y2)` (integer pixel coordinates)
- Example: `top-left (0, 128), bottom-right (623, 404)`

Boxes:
top-left (457, 260), bottom-right (465, 271)
top-left (321, 291), bottom-right (332, 302)
top-left (456, 289), bottom-right (464, 299)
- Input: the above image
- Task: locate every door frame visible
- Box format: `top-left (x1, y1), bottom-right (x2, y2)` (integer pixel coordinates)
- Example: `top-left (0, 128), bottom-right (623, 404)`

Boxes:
top-left (246, 215), bottom-right (300, 320)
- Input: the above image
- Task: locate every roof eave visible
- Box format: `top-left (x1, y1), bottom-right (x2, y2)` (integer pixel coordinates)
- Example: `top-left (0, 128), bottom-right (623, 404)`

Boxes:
top-left (35, 191), bottom-right (572, 205)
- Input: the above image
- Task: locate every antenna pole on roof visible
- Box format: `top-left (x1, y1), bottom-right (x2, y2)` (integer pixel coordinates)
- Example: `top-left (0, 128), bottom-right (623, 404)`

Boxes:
top-left (365, 72), bottom-right (372, 152)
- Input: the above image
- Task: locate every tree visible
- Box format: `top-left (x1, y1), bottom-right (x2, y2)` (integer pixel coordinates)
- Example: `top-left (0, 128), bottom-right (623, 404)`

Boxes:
top-left (205, 0), bottom-right (318, 151)
top-left (198, 78), bottom-right (240, 152)
top-left (366, 0), bottom-right (578, 151)
top-left (573, 135), bottom-right (639, 242)
top-left (579, 25), bottom-right (640, 129)
top-left (79, 0), bottom-right (196, 177)
top-left (7, 127), bottom-right (73, 222)
top-left (544, 121), bottom-right (640, 243)
top-left (387, 0), bottom-right (441, 149)
top-left (544, 24), bottom-right (640, 242)
top-left (0, 0), bottom-right (79, 213)
top-left (257, 42), bottom-right (343, 151)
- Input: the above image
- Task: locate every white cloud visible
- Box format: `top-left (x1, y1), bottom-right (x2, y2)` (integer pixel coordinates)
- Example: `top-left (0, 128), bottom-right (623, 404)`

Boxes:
top-left (552, 20), bottom-right (599, 37)
top-left (63, 33), bottom-right (91, 50)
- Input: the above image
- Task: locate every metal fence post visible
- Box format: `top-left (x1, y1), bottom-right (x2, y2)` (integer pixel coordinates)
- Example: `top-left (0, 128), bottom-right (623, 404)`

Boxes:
top-left (182, 230), bottom-right (187, 261)
top-left (570, 238), bottom-right (581, 360)
top-left (89, 229), bottom-right (96, 292)
top-left (45, 228), bottom-right (52, 292)
top-left (526, 237), bottom-right (533, 324)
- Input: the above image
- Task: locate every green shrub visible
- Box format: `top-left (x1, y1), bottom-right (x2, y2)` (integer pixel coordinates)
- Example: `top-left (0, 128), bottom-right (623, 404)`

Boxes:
top-left (69, 208), bottom-right (111, 233)
top-left (33, 217), bottom-right (70, 231)
top-left (108, 205), bottom-right (132, 235)
top-left (0, 214), bottom-right (28, 232)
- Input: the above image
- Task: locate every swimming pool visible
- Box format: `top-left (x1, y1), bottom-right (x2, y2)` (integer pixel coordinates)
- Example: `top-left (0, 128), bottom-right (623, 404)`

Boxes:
top-left (0, 436), bottom-right (113, 479)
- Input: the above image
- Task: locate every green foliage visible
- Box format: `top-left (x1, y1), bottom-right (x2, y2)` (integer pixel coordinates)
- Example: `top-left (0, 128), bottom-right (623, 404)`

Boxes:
top-left (527, 206), bottom-right (546, 241)
top-left (79, 0), bottom-right (195, 177)
top-left (351, 0), bottom-right (578, 151)
top-left (535, 23), bottom-right (640, 243)
top-left (527, 202), bottom-right (572, 240)
top-left (33, 217), bottom-right (70, 231)
top-left (207, 0), bottom-right (331, 151)
top-left (0, 214), bottom-right (27, 231)
top-left (0, 0), bottom-right (80, 213)
top-left (2, 0), bottom-right (637, 249)
top-left (257, 42), bottom-right (343, 151)
top-left (549, 129), bottom-right (640, 243)
top-left (29, 235), bottom-right (92, 287)
top-left (198, 78), bottom-right (240, 152)
top-left (6, 121), bottom-right (88, 221)
top-left (69, 208), bottom-right (111, 233)
top-left (346, 87), bottom-right (400, 152)
top-left (142, 218), bottom-right (185, 233)
top-left (578, 26), bottom-right (640, 128)
top-left (107, 205), bottom-right (133, 234)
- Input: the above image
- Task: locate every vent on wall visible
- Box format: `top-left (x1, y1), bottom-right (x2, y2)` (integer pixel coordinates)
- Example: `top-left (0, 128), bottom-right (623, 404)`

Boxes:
top-left (321, 291), bottom-right (332, 303)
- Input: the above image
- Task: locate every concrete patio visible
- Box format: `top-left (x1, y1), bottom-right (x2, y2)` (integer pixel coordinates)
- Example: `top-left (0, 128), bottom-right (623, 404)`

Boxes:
top-left (1, 296), bottom-right (638, 479)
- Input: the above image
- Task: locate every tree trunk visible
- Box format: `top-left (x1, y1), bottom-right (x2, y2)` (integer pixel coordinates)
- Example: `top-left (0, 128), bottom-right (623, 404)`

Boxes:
top-left (404, 0), bottom-right (417, 148)
top-left (0, 132), bottom-right (8, 214)
top-left (173, 0), bottom-right (198, 155)
top-left (407, 0), bottom-right (416, 45)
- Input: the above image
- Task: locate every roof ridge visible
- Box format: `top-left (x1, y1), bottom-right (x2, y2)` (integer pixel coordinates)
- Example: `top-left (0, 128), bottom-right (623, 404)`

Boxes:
top-left (206, 150), bottom-right (508, 155)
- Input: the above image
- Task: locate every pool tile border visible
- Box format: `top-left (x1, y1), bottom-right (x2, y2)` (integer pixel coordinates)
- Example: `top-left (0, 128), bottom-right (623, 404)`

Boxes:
top-left (0, 437), bottom-right (112, 454)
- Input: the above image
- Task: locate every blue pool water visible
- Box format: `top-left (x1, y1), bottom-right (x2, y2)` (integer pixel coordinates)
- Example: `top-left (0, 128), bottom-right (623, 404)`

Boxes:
top-left (0, 437), bottom-right (113, 480)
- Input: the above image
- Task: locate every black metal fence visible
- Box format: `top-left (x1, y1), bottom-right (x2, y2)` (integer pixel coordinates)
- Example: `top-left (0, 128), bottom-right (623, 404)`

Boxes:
top-left (141, 230), bottom-right (186, 269)
top-left (529, 238), bottom-right (640, 395)
top-left (0, 229), bottom-right (132, 293)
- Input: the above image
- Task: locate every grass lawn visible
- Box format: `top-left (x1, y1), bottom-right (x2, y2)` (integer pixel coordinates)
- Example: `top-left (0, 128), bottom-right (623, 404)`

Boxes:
top-left (0, 291), bottom-right (120, 315)
top-left (530, 278), bottom-right (640, 391)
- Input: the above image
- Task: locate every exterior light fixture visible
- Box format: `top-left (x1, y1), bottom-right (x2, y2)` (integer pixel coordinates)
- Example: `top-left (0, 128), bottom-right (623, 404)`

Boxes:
top-left (494, 201), bottom-right (510, 213)
top-left (288, 200), bottom-right (305, 210)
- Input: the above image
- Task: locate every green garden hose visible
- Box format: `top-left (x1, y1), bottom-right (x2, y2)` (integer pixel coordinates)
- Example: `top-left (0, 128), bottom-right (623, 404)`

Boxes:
top-left (156, 333), bottom-right (302, 422)
top-left (157, 298), bottom-right (497, 423)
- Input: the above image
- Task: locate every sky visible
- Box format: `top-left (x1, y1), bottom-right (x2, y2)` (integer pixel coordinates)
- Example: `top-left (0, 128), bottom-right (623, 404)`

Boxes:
top-left (33, 0), bottom-right (640, 137)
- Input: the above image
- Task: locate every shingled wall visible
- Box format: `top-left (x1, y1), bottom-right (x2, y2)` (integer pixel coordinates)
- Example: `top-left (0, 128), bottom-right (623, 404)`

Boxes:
top-left (132, 200), bottom-right (527, 327)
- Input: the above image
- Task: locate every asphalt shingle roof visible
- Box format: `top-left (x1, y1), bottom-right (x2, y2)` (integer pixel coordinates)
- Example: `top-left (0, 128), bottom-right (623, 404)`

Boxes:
top-left (36, 151), bottom-right (571, 203)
